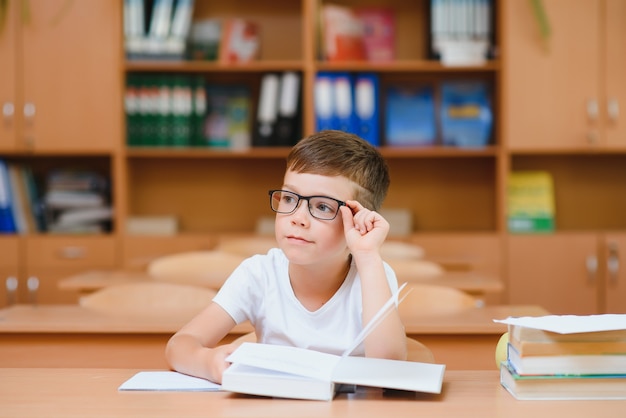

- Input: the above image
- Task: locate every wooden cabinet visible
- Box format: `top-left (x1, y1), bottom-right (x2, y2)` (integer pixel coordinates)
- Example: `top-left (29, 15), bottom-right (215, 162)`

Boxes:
top-left (0, 0), bottom-right (123, 152)
top-left (1, 236), bottom-right (118, 305)
top-left (508, 234), bottom-right (626, 314)
top-left (503, 0), bottom-right (626, 150)
top-left (503, 0), bottom-right (626, 313)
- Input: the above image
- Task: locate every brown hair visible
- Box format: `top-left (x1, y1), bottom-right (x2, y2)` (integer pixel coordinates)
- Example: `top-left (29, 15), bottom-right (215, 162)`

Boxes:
top-left (286, 130), bottom-right (390, 210)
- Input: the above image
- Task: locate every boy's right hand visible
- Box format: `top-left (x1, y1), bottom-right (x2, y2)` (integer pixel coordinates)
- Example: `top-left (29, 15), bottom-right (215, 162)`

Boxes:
top-left (208, 343), bottom-right (238, 384)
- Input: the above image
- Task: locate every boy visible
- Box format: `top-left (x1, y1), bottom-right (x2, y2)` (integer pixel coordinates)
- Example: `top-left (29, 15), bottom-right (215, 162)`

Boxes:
top-left (166, 130), bottom-right (406, 383)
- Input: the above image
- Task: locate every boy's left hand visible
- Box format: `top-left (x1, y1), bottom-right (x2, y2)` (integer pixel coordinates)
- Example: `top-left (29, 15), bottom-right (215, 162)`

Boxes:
top-left (340, 200), bottom-right (389, 254)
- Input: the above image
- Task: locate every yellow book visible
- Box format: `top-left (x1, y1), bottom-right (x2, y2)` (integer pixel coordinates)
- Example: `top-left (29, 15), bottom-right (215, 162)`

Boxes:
top-left (507, 171), bottom-right (555, 233)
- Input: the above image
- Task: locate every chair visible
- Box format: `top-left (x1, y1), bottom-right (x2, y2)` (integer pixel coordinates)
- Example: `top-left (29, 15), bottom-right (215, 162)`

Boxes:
top-left (398, 283), bottom-right (479, 320)
top-left (386, 258), bottom-right (445, 280)
top-left (146, 250), bottom-right (246, 289)
top-left (79, 281), bottom-right (216, 320)
top-left (215, 235), bottom-right (278, 258)
top-left (380, 240), bottom-right (425, 260)
top-left (231, 332), bottom-right (434, 363)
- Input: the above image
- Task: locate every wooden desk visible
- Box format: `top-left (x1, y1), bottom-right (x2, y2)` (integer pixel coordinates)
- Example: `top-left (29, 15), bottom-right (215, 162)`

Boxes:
top-left (1, 368), bottom-right (623, 418)
top-left (0, 304), bottom-right (546, 370)
top-left (0, 304), bottom-right (253, 369)
top-left (59, 269), bottom-right (504, 298)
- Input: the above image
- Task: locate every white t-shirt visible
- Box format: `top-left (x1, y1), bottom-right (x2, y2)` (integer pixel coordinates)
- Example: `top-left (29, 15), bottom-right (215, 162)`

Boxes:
top-left (213, 248), bottom-right (399, 356)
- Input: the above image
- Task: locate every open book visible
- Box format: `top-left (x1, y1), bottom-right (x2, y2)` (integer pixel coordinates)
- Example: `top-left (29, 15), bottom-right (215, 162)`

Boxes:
top-left (222, 342), bottom-right (445, 401)
top-left (222, 283), bottom-right (445, 400)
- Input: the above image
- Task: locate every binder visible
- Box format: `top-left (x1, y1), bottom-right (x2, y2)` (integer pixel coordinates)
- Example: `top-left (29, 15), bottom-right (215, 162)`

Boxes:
top-left (332, 72), bottom-right (355, 133)
top-left (253, 73), bottom-right (280, 146)
top-left (314, 72), bottom-right (335, 132)
top-left (353, 73), bottom-right (379, 146)
top-left (274, 71), bottom-right (302, 146)
top-left (0, 159), bottom-right (17, 234)
top-left (384, 85), bottom-right (436, 146)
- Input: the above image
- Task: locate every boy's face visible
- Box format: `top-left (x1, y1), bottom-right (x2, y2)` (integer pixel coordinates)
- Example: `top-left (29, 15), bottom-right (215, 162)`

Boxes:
top-left (274, 170), bottom-right (354, 267)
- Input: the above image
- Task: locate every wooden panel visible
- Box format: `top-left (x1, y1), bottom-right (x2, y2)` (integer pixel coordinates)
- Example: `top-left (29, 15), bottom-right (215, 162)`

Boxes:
top-left (385, 158), bottom-right (497, 232)
top-left (604, 0), bottom-right (626, 148)
top-left (127, 158), bottom-right (285, 233)
top-left (0, 0), bottom-right (19, 150)
top-left (21, 0), bottom-right (123, 151)
top-left (507, 233), bottom-right (599, 314)
top-left (602, 234), bottom-right (626, 313)
top-left (503, 0), bottom-right (601, 149)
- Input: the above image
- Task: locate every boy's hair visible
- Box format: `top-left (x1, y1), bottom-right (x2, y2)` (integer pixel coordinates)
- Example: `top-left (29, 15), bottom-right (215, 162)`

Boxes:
top-left (286, 130), bottom-right (390, 211)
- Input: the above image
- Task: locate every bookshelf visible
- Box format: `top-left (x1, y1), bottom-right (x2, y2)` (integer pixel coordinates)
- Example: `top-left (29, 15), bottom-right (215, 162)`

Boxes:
top-left (117, 0), bottom-right (505, 299)
top-left (2, 0), bottom-right (625, 313)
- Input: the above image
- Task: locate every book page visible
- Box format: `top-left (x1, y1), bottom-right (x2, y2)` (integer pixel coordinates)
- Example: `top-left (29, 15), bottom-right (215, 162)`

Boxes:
top-left (494, 314), bottom-right (626, 334)
top-left (118, 371), bottom-right (220, 391)
top-left (227, 343), bottom-right (340, 381)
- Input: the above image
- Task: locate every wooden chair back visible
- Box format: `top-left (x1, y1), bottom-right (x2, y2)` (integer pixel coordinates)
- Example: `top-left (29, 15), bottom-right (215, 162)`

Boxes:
top-left (398, 283), bottom-right (479, 319)
top-left (79, 282), bottom-right (215, 320)
top-left (216, 236), bottom-right (278, 257)
top-left (146, 250), bottom-right (245, 289)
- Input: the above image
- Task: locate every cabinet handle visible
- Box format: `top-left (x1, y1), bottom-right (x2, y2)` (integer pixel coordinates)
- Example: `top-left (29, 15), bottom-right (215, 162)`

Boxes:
top-left (607, 98), bottom-right (619, 123)
top-left (27, 276), bottom-right (39, 306)
top-left (587, 99), bottom-right (599, 121)
top-left (586, 255), bottom-right (598, 281)
top-left (5, 277), bottom-right (18, 306)
top-left (58, 246), bottom-right (87, 259)
top-left (23, 102), bottom-right (36, 124)
top-left (607, 242), bottom-right (620, 283)
top-left (2, 102), bottom-right (15, 122)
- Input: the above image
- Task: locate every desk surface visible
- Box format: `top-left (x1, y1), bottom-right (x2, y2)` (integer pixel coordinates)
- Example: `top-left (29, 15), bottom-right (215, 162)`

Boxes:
top-left (0, 304), bottom-right (545, 335)
top-left (1, 368), bottom-right (623, 418)
top-left (59, 269), bottom-right (504, 295)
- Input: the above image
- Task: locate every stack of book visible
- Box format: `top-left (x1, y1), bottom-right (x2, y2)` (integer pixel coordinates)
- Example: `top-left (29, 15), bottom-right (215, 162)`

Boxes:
top-left (43, 170), bottom-right (113, 234)
top-left (496, 314), bottom-right (626, 400)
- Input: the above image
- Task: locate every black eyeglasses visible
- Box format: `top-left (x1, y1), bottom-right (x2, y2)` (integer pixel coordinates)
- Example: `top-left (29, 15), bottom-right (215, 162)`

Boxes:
top-left (268, 190), bottom-right (346, 221)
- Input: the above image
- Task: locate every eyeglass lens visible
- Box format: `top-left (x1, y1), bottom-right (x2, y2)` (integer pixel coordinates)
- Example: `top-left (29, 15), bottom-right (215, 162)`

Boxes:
top-left (270, 190), bottom-right (341, 220)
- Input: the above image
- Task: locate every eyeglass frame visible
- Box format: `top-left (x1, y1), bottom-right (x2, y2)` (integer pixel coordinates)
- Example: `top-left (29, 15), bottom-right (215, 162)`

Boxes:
top-left (268, 189), bottom-right (346, 221)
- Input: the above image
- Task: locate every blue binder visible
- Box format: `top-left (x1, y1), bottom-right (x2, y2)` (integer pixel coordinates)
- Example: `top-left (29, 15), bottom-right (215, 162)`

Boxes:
top-left (0, 159), bottom-right (17, 233)
top-left (314, 72), bottom-right (335, 132)
top-left (353, 73), bottom-right (379, 146)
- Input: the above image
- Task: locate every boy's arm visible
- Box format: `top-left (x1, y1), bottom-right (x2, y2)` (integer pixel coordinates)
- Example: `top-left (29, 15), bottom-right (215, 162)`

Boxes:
top-left (340, 201), bottom-right (407, 361)
top-left (165, 302), bottom-right (238, 383)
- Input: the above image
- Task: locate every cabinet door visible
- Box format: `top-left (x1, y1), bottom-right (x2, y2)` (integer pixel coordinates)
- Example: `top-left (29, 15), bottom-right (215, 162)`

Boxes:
top-left (0, 237), bottom-right (21, 307)
top-left (25, 236), bottom-right (118, 304)
top-left (503, 0), bottom-right (602, 149)
top-left (508, 234), bottom-right (599, 314)
top-left (0, 0), bottom-right (18, 150)
top-left (20, 0), bottom-right (122, 152)
top-left (604, 0), bottom-right (626, 148)
top-left (603, 234), bottom-right (626, 313)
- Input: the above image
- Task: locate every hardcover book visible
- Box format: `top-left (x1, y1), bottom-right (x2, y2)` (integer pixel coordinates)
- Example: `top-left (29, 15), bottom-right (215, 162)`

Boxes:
top-left (507, 171), bottom-right (555, 233)
top-left (222, 342), bottom-right (445, 401)
top-left (500, 362), bottom-right (626, 401)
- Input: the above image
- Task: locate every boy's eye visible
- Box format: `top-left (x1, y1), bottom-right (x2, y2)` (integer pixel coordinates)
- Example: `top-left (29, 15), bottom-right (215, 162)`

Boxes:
top-left (314, 201), bottom-right (336, 214)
